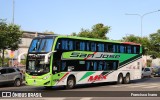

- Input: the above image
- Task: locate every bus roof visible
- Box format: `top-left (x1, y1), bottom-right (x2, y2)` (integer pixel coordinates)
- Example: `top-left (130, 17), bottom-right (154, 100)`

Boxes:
top-left (34, 35), bottom-right (141, 46)
top-left (57, 35), bottom-right (141, 46)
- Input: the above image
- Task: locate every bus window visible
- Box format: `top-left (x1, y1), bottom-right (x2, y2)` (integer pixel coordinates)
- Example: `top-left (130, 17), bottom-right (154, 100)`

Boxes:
top-left (40, 39), bottom-right (53, 52)
top-left (61, 61), bottom-right (67, 71)
top-left (105, 44), bottom-right (108, 52)
top-left (56, 40), bottom-right (61, 50)
top-left (98, 43), bottom-right (104, 52)
top-left (69, 40), bottom-right (73, 50)
top-left (75, 41), bottom-right (80, 50)
top-left (91, 42), bottom-right (96, 51)
top-left (86, 61), bottom-right (90, 71)
top-left (127, 46), bottom-right (131, 53)
top-left (134, 46), bottom-right (137, 53)
top-left (120, 45), bottom-right (125, 53)
top-left (132, 46), bottom-right (137, 54)
top-left (136, 46), bottom-right (140, 54)
top-left (115, 45), bottom-right (119, 53)
top-left (98, 61), bottom-right (103, 70)
top-left (93, 61), bottom-right (97, 71)
top-left (108, 44), bottom-right (113, 52)
top-left (80, 41), bottom-right (85, 51)
top-left (62, 39), bottom-right (68, 50)
top-left (86, 42), bottom-right (90, 51)
top-left (103, 61), bottom-right (107, 70)
top-left (29, 39), bottom-right (39, 52)
top-left (113, 45), bottom-right (116, 53)
top-left (113, 62), bottom-right (118, 70)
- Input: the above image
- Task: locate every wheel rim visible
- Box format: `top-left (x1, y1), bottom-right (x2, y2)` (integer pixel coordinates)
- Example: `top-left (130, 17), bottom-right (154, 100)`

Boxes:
top-left (16, 80), bottom-right (20, 86)
top-left (126, 76), bottom-right (130, 83)
top-left (68, 80), bottom-right (74, 87)
top-left (119, 77), bottom-right (122, 83)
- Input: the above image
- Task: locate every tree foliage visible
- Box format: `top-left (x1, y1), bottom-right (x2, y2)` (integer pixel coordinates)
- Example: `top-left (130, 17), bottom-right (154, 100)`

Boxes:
top-left (0, 19), bottom-right (22, 66)
top-left (148, 30), bottom-right (160, 58)
top-left (122, 31), bottom-right (160, 58)
top-left (122, 34), bottom-right (150, 55)
top-left (73, 23), bottom-right (110, 39)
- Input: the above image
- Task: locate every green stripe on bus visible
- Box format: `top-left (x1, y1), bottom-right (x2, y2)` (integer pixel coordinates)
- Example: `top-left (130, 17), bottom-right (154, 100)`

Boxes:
top-left (78, 72), bottom-right (95, 82)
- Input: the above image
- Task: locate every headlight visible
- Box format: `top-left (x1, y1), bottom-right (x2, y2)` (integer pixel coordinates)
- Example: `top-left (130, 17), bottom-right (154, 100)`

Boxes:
top-left (43, 74), bottom-right (50, 80)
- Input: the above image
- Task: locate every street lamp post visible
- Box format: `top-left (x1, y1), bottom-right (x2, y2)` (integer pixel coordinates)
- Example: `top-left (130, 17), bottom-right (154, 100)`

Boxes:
top-left (12, 0), bottom-right (15, 24)
top-left (126, 10), bottom-right (160, 37)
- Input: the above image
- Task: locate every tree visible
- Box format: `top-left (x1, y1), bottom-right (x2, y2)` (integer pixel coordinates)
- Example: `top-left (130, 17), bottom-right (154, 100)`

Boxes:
top-left (148, 30), bottom-right (160, 58)
top-left (0, 20), bottom-right (22, 66)
top-left (72, 23), bottom-right (110, 39)
top-left (122, 34), bottom-right (150, 55)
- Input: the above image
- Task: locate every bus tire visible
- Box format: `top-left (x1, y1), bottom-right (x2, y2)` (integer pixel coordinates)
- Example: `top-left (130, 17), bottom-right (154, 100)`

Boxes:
top-left (123, 73), bottom-right (130, 84)
top-left (117, 74), bottom-right (123, 84)
top-left (66, 76), bottom-right (76, 89)
top-left (44, 86), bottom-right (53, 89)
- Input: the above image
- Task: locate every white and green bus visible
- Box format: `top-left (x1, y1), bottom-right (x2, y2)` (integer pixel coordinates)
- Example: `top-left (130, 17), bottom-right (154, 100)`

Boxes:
top-left (25, 35), bottom-right (142, 89)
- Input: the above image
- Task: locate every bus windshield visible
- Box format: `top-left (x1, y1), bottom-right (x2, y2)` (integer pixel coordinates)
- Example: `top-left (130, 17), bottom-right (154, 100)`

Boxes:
top-left (26, 60), bottom-right (50, 76)
top-left (29, 38), bottom-right (54, 53)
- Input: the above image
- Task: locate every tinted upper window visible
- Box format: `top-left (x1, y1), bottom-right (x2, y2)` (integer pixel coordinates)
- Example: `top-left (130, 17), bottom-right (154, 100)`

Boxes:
top-left (55, 38), bottom-right (140, 54)
top-left (29, 38), bottom-right (54, 52)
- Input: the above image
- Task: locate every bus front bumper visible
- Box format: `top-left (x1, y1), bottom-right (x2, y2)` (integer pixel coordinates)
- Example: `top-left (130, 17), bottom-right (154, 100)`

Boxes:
top-left (25, 78), bottom-right (51, 86)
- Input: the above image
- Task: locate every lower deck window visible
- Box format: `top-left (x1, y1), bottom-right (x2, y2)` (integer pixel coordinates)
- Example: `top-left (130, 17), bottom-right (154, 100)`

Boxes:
top-left (60, 60), bottom-right (119, 71)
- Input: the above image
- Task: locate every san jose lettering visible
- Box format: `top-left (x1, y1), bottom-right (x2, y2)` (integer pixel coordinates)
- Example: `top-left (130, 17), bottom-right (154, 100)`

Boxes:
top-left (70, 52), bottom-right (120, 59)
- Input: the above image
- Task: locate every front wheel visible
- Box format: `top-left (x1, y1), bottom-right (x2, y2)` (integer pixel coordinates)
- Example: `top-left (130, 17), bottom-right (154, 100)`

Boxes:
top-left (66, 76), bottom-right (76, 89)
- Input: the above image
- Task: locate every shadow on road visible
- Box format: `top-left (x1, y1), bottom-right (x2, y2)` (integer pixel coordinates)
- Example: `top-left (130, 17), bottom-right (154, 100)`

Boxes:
top-left (42, 77), bottom-right (157, 91)
top-left (0, 82), bottom-right (26, 88)
top-left (42, 82), bottom-right (117, 91)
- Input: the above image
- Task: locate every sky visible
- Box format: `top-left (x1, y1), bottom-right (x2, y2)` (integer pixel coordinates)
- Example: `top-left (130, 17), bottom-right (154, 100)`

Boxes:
top-left (1, 0), bottom-right (160, 40)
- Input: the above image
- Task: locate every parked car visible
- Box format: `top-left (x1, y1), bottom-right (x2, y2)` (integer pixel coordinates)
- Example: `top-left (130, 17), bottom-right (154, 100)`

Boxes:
top-left (142, 67), bottom-right (152, 78)
top-left (152, 66), bottom-right (160, 77)
top-left (0, 67), bottom-right (23, 86)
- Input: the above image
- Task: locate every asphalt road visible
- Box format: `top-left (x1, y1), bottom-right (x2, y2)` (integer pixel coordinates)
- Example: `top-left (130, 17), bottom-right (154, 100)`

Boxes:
top-left (0, 77), bottom-right (160, 100)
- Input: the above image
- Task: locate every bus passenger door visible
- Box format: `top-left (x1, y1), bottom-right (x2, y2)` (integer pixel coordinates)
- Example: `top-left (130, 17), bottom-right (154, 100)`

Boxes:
top-left (52, 60), bottom-right (64, 85)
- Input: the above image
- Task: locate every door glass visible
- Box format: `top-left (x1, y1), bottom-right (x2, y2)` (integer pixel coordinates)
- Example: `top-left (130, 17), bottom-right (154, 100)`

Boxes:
top-left (0, 69), bottom-right (7, 74)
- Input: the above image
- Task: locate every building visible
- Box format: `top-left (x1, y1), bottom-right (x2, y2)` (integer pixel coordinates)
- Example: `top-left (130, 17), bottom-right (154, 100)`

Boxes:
top-left (6, 31), bottom-right (53, 67)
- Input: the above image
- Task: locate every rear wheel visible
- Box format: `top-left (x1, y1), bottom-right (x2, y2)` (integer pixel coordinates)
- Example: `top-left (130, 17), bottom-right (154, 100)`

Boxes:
top-left (117, 74), bottom-right (123, 84)
top-left (123, 74), bottom-right (130, 84)
top-left (66, 76), bottom-right (76, 89)
top-left (14, 79), bottom-right (21, 87)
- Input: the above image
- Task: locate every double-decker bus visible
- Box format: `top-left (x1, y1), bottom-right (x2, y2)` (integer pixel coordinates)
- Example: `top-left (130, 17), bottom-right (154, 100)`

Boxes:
top-left (25, 35), bottom-right (142, 89)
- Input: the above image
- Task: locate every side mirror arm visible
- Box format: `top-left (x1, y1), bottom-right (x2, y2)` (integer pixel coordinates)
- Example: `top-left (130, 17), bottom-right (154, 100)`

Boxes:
top-left (18, 52), bottom-right (27, 63)
top-left (44, 51), bottom-right (56, 64)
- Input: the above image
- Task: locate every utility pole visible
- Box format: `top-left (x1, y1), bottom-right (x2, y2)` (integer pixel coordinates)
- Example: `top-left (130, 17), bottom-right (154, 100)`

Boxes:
top-left (12, 0), bottom-right (15, 24)
top-left (126, 10), bottom-right (160, 37)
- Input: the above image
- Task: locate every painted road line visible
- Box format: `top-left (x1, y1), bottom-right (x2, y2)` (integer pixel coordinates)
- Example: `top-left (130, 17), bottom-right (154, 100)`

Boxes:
top-left (143, 85), bottom-right (160, 89)
top-left (128, 84), bottom-right (150, 88)
top-left (0, 98), bottom-right (66, 100)
top-left (80, 97), bottom-right (93, 100)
